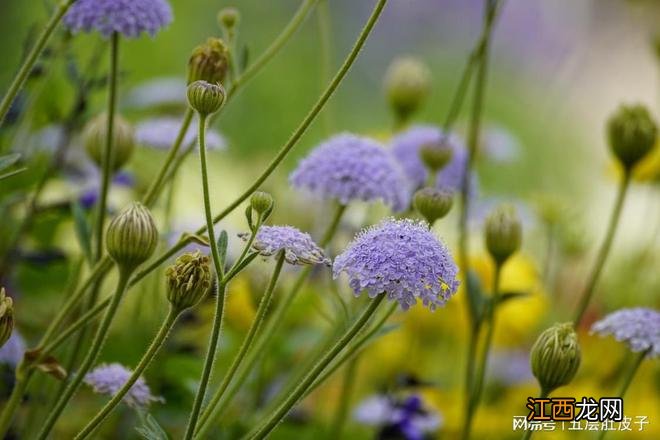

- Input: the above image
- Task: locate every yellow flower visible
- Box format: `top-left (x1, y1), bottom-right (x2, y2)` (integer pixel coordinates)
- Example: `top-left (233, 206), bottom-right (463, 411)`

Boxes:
top-left (225, 276), bottom-right (256, 331)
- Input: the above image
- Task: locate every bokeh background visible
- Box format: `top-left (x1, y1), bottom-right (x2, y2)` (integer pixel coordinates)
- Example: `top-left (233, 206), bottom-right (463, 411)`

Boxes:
top-left (0, 0), bottom-right (659, 438)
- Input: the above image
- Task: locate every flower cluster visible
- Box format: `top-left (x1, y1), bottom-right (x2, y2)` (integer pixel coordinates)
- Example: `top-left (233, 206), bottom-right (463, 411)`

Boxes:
top-left (290, 133), bottom-right (410, 212)
top-left (239, 225), bottom-right (330, 266)
top-left (591, 308), bottom-right (660, 358)
top-left (84, 363), bottom-right (163, 408)
top-left (64, 0), bottom-right (173, 38)
top-left (333, 218), bottom-right (459, 310)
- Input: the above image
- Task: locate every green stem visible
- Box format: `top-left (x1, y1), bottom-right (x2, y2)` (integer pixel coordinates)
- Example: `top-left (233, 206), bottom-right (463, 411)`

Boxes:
top-left (0, 0), bottom-right (78, 127)
top-left (573, 170), bottom-right (631, 326)
top-left (197, 203), bottom-right (347, 426)
top-left (461, 322), bottom-right (481, 440)
top-left (142, 108), bottom-right (194, 207)
top-left (316, 0), bottom-right (334, 134)
top-left (183, 114), bottom-right (228, 440)
top-left (520, 388), bottom-right (550, 440)
top-left (597, 349), bottom-right (648, 440)
top-left (232, 0), bottom-right (318, 91)
top-left (74, 308), bottom-right (180, 440)
top-left (37, 266), bottom-right (133, 440)
top-left (0, 367), bottom-right (32, 437)
top-left (442, 56), bottom-right (476, 133)
top-left (328, 355), bottom-right (359, 439)
top-left (244, 296), bottom-right (385, 440)
top-left (94, 32), bottom-right (120, 262)
top-left (194, 252), bottom-right (286, 438)
top-left (462, 262), bottom-right (502, 440)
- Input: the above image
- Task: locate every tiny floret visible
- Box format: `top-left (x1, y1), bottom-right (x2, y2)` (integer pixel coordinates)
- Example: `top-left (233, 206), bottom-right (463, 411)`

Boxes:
top-left (390, 125), bottom-right (470, 193)
top-left (84, 363), bottom-right (163, 408)
top-left (591, 307), bottom-right (660, 358)
top-left (239, 225), bottom-right (330, 266)
top-left (333, 218), bottom-right (460, 310)
top-left (64, 0), bottom-right (173, 38)
top-left (289, 133), bottom-right (410, 212)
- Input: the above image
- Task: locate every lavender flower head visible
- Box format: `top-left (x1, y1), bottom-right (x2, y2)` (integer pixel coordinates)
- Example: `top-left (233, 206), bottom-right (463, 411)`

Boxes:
top-left (64, 0), bottom-right (173, 38)
top-left (0, 331), bottom-right (25, 367)
top-left (289, 133), bottom-right (410, 212)
top-left (239, 225), bottom-right (330, 266)
top-left (333, 218), bottom-right (459, 310)
top-left (136, 117), bottom-right (225, 151)
top-left (84, 363), bottom-right (163, 408)
top-left (591, 308), bottom-right (660, 358)
top-left (390, 125), bottom-right (469, 192)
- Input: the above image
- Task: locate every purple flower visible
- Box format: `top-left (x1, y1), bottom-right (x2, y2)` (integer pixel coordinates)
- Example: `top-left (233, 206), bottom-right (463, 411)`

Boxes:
top-left (481, 125), bottom-right (521, 163)
top-left (84, 363), bottom-right (163, 408)
top-left (64, 0), bottom-right (173, 38)
top-left (390, 125), bottom-right (470, 193)
top-left (488, 350), bottom-right (534, 385)
top-left (136, 117), bottom-right (225, 151)
top-left (591, 308), bottom-right (660, 358)
top-left (77, 170), bottom-right (135, 209)
top-left (333, 218), bottom-right (459, 310)
top-left (289, 133), bottom-right (410, 212)
top-left (0, 331), bottom-right (25, 367)
top-left (239, 225), bottom-right (330, 266)
top-left (126, 77), bottom-right (187, 110)
top-left (354, 394), bottom-right (443, 440)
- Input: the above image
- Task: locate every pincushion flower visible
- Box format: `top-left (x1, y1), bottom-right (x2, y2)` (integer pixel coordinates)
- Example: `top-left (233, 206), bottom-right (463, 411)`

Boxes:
top-left (333, 218), bottom-right (459, 310)
top-left (84, 363), bottom-right (163, 408)
top-left (390, 125), bottom-right (469, 192)
top-left (239, 225), bottom-right (330, 266)
top-left (289, 133), bottom-right (410, 212)
top-left (64, 0), bottom-right (173, 38)
top-left (591, 308), bottom-right (660, 358)
top-left (136, 117), bottom-right (225, 151)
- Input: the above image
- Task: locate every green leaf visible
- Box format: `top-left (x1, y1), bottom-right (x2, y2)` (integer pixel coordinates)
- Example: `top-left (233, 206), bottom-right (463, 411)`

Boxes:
top-left (135, 412), bottom-right (170, 440)
top-left (465, 270), bottom-right (487, 325)
top-left (497, 291), bottom-right (529, 304)
top-left (71, 201), bottom-right (93, 264)
top-left (217, 229), bottom-right (228, 268)
top-left (0, 153), bottom-right (20, 171)
top-left (244, 204), bottom-right (253, 230)
top-left (0, 167), bottom-right (27, 180)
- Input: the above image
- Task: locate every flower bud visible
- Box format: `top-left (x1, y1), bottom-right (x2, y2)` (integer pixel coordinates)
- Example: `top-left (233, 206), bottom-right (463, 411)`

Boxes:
top-left (83, 113), bottom-right (135, 172)
top-left (384, 56), bottom-right (431, 123)
top-left (607, 104), bottom-right (658, 169)
top-left (188, 38), bottom-right (230, 85)
top-left (106, 202), bottom-right (158, 271)
top-left (166, 251), bottom-right (212, 311)
top-left (187, 80), bottom-right (226, 116)
top-left (484, 204), bottom-right (521, 265)
top-left (413, 187), bottom-right (453, 225)
top-left (250, 191), bottom-right (274, 216)
top-left (419, 142), bottom-right (453, 173)
top-left (218, 7), bottom-right (240, 30)
top-left (0, 288), bottom-right (14, 348)
top-left (530, 322), bottom-right (581, 393)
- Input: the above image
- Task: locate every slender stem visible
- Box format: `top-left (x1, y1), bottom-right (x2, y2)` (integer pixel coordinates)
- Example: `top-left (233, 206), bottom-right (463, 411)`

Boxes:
top-left (0, 367), bottom-right (32, 437)
top-left (37, 267), bottom-right (132, 440)
top-left (94, 32), bottom-right (120, 262)
top-left (573, 170), bottom-right (631, 326)
top-left (232, 0), bottom-right (318, 91)
top-left (197, 203), bottom-right (347, 426)
top-left (520, 388), bottom-right (550, 440)
top-left (542, 221), bottom-right (556, 286)
top-left (316, 0), bottom-right (334, 134)
top-left (328, 356), bottom-right (359, 439)
top-left (183, 114), bottom-right (229, 440)
top-left (195, 252), bottom-right (286, 438)
top-left (74, 308), bottom-right (180, 440)
top-left (142, 108), bottom-right (194, 207)
top-left (442, 56), bottom-right (476, 133)
top-left (596, 350), bottom-right (648, 440)
top-left (0, 0), bottom-right (77, 127)
top-left (462, 262), bottom-right (502, 440)
top-left (244, 295), bottom-right (385, 440)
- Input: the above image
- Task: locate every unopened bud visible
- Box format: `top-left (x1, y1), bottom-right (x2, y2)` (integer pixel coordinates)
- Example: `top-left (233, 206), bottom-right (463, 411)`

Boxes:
top-left (607, 104), bottom-right (658, 170)
top-left (218, 7), bottom-right (240, 30)
top-left (166, 251), bottom-right (212, 311)
top-left (530, 322), bottom-right (581, 393)
top-left (484, 204), bottom-right (522, 265)
top-left (106, 202), bottom-right (158, 271)
top-left (419, 142), bottom-right (453, 173)
top-left (188, 38), bottom-right (230, 85)
top-left (250, 191), bottom-right (274, 216)
top-left (187, 80), bottom-right (226, 116)
top-left (384, 57), bottom-right (431, 123)
top-left (83, 113), bottom-right (135, 172)
top-left (0, 288), bottom-right (14, 348)
top-left (413, 187), bottom-right (453, 225)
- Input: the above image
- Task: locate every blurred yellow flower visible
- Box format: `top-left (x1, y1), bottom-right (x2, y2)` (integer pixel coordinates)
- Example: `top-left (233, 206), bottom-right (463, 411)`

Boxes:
top-left (225, 275), bottom-right (256, 331)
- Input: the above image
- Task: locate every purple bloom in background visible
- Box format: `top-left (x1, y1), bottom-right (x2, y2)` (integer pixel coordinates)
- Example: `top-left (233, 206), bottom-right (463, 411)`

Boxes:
top-left (78, 170), bottom-right (135, 209)
top-left (481, 125), bottom-right (522, 164)
top-left (354, 394), bottom-right (442, 440)
top-left (488, 350), bottom-right (534, 385)
top-left (64, 0), bottom-right (173, 38)
top-left (84, 363), bottom-right (163, 408)
top-left (333, 218), bottom-right (459, 310)
top-left (0, 332), bottom-right (25, 367)
top-left (239, 225), bottom-right (330, 266)
top-left (591, 308), bottom-right (660, 358)
top-left (290, 133), bottom-right (410, 212)
top-left (126, 77), bottom-right (187, 110)
top-left (136, 117), bottom-right (226, 151)
top-left (390, 125), bottom-right (472, 194)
